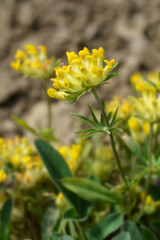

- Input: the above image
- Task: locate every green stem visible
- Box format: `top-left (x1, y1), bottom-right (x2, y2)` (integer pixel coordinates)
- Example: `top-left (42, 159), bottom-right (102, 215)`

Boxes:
top-left (43, 78), bottom-right (52, 129)
top-left (75, 222), bottom-right (86, 240)
top-left (143, 122), bottom-right (153, 203)
top-left (135, 122), bottom-right (154, 222)
top-left (92, 88), bottom-right (129, 189)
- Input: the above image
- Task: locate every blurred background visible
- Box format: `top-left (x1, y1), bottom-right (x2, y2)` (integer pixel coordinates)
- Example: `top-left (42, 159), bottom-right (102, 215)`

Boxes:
top-left (0, 0), bottom-right (160, 142)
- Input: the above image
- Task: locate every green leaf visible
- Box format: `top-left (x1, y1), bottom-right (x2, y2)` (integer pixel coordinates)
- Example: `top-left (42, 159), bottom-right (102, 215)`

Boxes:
top-left (72, 113), bottom-right (97, 127)
top-left (0, 198), bottom-right (13, 240)
top-left (109, 127), bottom-right (123, 132)
top-left (35, 139), bottom-right (91, 220)
top-left (107, 112), bottom-right (112, 122)
top-left (11, 115), bottom-right (37, 134)
top-left (42, 207), bottom-right (60, 240)
top-left (109, 107), bottom-right (119, 127)
top-left (61, 178), bottom-right (122, 204)
top-left (122, 221), bottom-right (143, 240)
top-left (75, 128), bottom-right (96, 134)
top-left (88, 213), bottom-right (124, 240)
top-left (63, 207), bottom-right (92, 222)
top-left (100, 113), bottom-right (105, 126)
top-left (150, 220), bottom-right (160, 235)
top-left (142, 76), bottom-right (156, 88)
top-left (103, 73), bottom-right (119, 82)
top-left (112, 231), bottom-right (131, 240)
top-left (88, 105), bottom-right (99, 125)
top-left (141, 225), bottom-right (158, 240)
top-left (83, 130), bottom-right (98, 139)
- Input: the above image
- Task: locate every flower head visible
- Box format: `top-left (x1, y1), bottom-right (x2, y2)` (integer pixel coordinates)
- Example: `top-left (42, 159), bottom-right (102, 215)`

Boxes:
top-left (11, 44), bottom-right (60, 79)
top-left (48, 47), bottom-right (117, 102)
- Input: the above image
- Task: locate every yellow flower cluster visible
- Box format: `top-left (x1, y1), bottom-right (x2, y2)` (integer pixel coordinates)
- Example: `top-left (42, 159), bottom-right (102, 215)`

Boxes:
top-left (130, 72), bottom-right (160, 122)
top-left (106, 95), bottom-right (133, 120)
top-left (128, 117), bottom-right (150, 142)
top-left (0, 136), bottom-right (33, 167)
top-left (11, 44), bottom-right (60, 79)
top-left (48, 47), bottom-right (116, 102)
top-left (0, 136), bottom-right (47, 187)
top-left (0, 169), bottom-right (7, 183)
top-left (59, 143), bottom-right (82, 172)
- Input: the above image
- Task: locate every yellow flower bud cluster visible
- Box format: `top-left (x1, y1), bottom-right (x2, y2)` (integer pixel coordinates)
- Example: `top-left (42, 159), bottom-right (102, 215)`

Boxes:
top-left (59, 143), bottom-right (82, 172)
top-left (48, 47), bottom-right (116, 102)
top-left (11, 44), bottom-right (60, 79)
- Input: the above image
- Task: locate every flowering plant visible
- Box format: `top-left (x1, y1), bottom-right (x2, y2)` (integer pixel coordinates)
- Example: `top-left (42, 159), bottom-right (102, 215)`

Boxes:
top-left (1, 46), bottom-right (160, 240)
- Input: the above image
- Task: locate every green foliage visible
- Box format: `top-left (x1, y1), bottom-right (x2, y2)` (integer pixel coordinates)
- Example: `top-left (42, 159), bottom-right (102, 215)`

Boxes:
top-left (121, 221), bottom-right (143, 240)
top-left (141, 225), bottom-right (158, 240)
top-left (61, 177), bottom-right (122, 204)
top-left (0, 199), bottom-right (13, 240)
top-left (112, 231), bottom-right (131, 240)
top-left (73, 106), bottom-right (122, 139)
top-left (35, 139), bottom-right (92, 220)
top-left (11, 115), bottom-right (57, 142)
top-left (103, 72), bottom-right (119, 82)
top-left (88, 213), bottom-right (124, 240)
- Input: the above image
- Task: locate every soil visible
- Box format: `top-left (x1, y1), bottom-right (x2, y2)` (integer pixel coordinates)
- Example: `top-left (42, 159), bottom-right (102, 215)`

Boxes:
top-left (0, 0), bottom-right (160, 143)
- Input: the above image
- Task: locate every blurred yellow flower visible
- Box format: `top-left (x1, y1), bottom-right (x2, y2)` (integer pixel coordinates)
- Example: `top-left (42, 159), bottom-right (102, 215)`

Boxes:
top-left (11, 44), bottom-right (60, 79)
top-left (0, 169), bottom-right (7, 182)
top-left (48, 47), bottom-right (117, 102)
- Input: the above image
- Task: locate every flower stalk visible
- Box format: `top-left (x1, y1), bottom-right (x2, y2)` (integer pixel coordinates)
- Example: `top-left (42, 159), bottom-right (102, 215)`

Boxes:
top-left (92, 88), bottom-right (129, 189)
top-left (43, 78), bottom-right (52, 129)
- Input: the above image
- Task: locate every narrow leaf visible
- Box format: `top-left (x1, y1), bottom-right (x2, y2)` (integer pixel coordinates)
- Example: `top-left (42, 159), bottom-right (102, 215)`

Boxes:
top-left (88, 105), bottom-right (99, 124)
top-left (142, 77), bottom-right (156, 88)
top-left (11, 115), bottom-right (37, 134)
top-left (103, 73), bottom-right (119, 82)
top-left (61, 178), bottom-right (122, 204)
top-left (100, 113), bottom-right (105, 126)
top-left (88, 213), bottom-right (123, 240)
top-left (75, 128), bottom-right (96, 134)
top-left (109, 107), bottom-right (119, 127)
top-left (107, 112), bottom-right (112, 122)
top-left (72, 113), bottom-right (97, 127)
top-left (83, 130), bottom-right (98, 139)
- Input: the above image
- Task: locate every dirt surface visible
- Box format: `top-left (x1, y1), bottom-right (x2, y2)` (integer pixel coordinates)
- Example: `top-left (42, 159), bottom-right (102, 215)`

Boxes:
top-left (0, 0), bottom-right (160, 143)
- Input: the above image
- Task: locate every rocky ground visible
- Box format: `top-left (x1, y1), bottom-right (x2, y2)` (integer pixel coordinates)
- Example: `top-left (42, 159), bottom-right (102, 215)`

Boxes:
top-left (0, 0), bottom-right (160, 143)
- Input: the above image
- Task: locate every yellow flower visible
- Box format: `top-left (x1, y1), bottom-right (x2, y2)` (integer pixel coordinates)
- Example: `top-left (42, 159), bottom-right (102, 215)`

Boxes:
top-left (11, 44), bottom-right (60, 79)
top-left (48, 47), bottom-right (117, 102)
top-left (128, 118), bottom-right (139, 132)
top-left (0, 169), bottom-right (7, 182)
